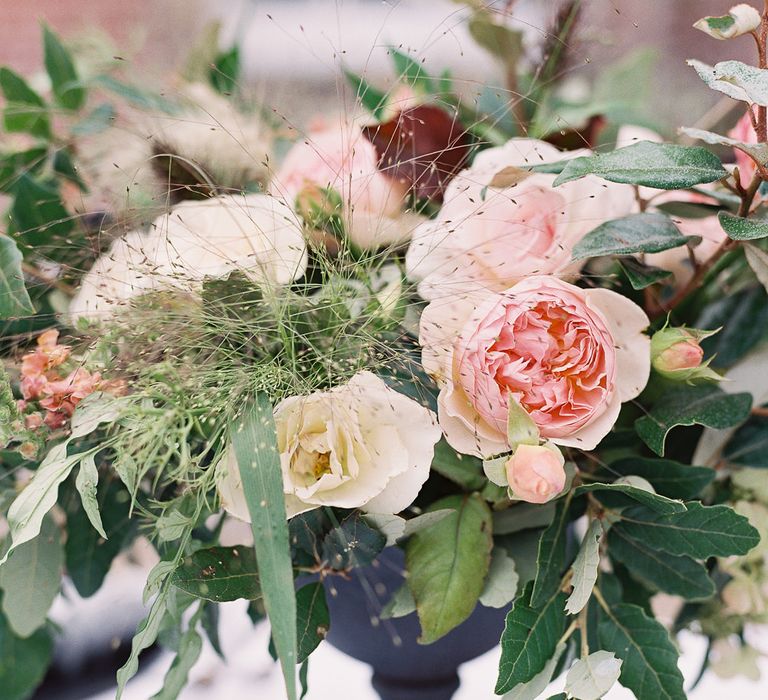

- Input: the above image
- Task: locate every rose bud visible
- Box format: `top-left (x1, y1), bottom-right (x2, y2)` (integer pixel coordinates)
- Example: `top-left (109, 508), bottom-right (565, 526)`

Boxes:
top-left (651, 326), bottom-right (721, 382)
top-left (505, 443), bottom-right (566, 504)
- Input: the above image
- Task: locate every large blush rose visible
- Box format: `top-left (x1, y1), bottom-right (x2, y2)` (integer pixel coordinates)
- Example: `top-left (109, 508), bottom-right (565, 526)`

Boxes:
top-left (69, 193), bottom-right (307, 322)
top-left (270, 121), bottom-right (422, 249)
top-left (420, 276), bottom-right (650, 457)
top-left (217, 372), bottom-right (441, 518)
top-left (405, 138), bottom-right (635, 301)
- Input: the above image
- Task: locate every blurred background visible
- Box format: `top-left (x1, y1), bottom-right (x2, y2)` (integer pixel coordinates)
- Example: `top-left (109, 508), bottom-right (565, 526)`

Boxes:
top-left (2, 1), bottom-right (767, 698)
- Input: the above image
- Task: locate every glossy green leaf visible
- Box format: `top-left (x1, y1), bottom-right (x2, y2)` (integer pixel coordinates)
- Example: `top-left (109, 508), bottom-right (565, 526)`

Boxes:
top-left (531, 497), bottom-right (571, 607)
top-left (502, 642), bottom-right (566, 700)
top-left (617, 502), bottom-right (760, 558)
top-left (172, 546), bottom-right (260, 602)
top-left (42, 24), bottom-right (86, 110)
top-left (296, 583), bottom-right (329, 663)
top-left (495, 582), bottom-right (568, 694)
top-left (553, 141), bottom-right (727, 189)
top-left (231, 395), bottom-right (296, 700)
top-left (565, 519), bottom-right (602, 614)
top-left (598, 603), bottom-right (685, 700)
top-left (0, 68), bottom-right (50, 138)
top-left (406, 494), bottom-right (492, 644)
top-left (0, 608), bottom-right (53, 700)
top-left (0, 234), bottom-right (34, 319)
top-left (635, 384), bottom-right (752, 456)
top-left (607, 527), bottom-right (715, 600)
top-left (573, 482), bottom-right (686, 514)
top-left (572, 213), bottom-right (690, 261)
top-left (0, 517), bottom-right (62, 637)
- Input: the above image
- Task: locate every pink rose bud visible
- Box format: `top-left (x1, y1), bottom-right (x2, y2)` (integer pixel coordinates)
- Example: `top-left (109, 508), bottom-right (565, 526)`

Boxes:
top-left (656, 338), bottom-right (704, 372)
top-left (505, 443), bottom-right (566, 504)
top-left (651, 326), bottom-right (721, 381)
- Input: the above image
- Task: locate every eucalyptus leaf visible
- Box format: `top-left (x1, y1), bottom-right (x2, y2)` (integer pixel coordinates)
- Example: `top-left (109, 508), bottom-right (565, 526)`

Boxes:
top-left (565, 519), bottom-right (602, 614)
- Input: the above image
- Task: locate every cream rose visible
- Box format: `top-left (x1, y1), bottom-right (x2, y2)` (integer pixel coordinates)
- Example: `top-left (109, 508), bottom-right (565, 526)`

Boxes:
top-left (419, 276), bottom-right (650, 457)
top-left (405, 138), bottom-right (635, 301)
top-left (69, 193), bottom-right (307, 322)
top-left (217, 371), bottom-right (441, 518)
top-left (270, 120), bottom-right (422, 250)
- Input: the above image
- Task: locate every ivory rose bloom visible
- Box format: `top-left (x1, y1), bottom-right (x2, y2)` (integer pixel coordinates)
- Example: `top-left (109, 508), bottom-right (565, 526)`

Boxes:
top-left (420, 276), bottom-right (650, 457)
top-left (505, 443), bottom-right (566, 504)
top-left (217, 372), bottom-right (441, 518)
top-left (270, 121), bottom-right (422, 249)
top-left (405, 138), bottom-right (635, 301)
top-left (69, 193), bottom-right (307, 322)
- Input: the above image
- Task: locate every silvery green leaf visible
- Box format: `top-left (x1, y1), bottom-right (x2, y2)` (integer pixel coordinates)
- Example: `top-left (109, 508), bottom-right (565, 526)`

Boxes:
top-left (565, 520), bottom-right (602, 615)
top-left (75, 452), bottom-right (107, 539)
top-left (680, 127), bottom-right (768, 169)
top-left (718, 212), bottom-right (768, 241)
top-left (688, 59), bottom-right (768, 106)
top-left (480, 547), bottom-right (519, 608)
top-left (507, 395), bottom-right (539, 448)
top-left (70, 392), bottom-right (123, 438)
top-left (565, 651), bottom-right (622, 700)
top-left (363, 514), bottom-right (406, 546)
top-left (381, 582), bottom-right (416, 619)
top-left (614, 475), bottom-right (655, 493)
top-left (502, 642), bottom-right (566, 700)
top-left (483, 456), bottom-right (509, 487)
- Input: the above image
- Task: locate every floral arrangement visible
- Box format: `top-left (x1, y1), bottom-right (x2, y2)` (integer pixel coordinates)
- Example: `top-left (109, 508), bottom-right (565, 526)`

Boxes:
top-left (3, 2), bottom-right (768, 699)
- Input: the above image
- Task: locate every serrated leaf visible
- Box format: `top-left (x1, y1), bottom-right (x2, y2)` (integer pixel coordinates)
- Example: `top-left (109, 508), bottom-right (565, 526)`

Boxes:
top-left (718, 212), bottom-right (768, 241)
top-left (565, 519), bottom-right (602, 614)
top-left (598, 603), bottom-right (685, 700)
top-left (0, 234), bottom-right (34, 319)
top-left (689, 59), bottom-right (768, 106)
top-left (296, 583), bottom-right (329, 663)
top-left (573, 482), bottom-right (685, 514)
top-left (495, 583), bottom-right (568, 694)
top-left (565, 650), bottom-right (622, 700)
top-left (231, 395), bottom-right (296, 700)
top-left (171, 546), bottom-right (260, 602)
top-left (406, 494), bottom-right (492, 644)
top-left (502, 642), bottom-right (566, 700)
top-left (745, 242), bottom-right (768, 293)
top-left (572, 213), bottom-right (691, 261)
top-left (480, 547), bottom-right (519, 609)
top-left (0, 608), bottom-right (53, 700)
top-left (617, 502), bottom-right (760, 558)
top-left (607, 527), bottom-right (715, 600)
top-left (42, 24), bottom-right (86, 110)
top-left (635, 384), bottom-right (752, 456)
top-left (531, 497), bottom-right (571, 607)
top-left (0, 517), bottom-right (62, 637)
top-left (606, 458), bottom-right (715, 499)
top-left (553, 141), bottom-right (727, 189)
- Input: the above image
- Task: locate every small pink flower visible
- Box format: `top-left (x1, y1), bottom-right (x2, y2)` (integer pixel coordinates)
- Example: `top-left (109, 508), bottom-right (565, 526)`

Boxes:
top-left (656, 339), bottom-right (704, 372)
top-left (39, 368), bottom-right (101, 424)
top-left (729, 111), bottom-right (758, 187)
top-left (505, 444), bottom-right (566, 504)
top-left (420, 276), bottom-right (650, 457)
top-left (24, 413), bottom-right (44, 430)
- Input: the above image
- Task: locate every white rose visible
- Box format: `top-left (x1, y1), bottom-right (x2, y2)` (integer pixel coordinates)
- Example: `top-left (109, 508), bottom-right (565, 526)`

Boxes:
top-left (69, 193), bottom-right (307, 322)
top-left (217, 371), bottom-right (441, 518)
top-left (405, 138), bottom-right (635, 301)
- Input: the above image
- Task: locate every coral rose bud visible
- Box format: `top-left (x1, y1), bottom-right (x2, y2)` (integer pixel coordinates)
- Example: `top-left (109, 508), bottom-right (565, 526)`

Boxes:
top-left (505, 443), bottom-right (566, 504)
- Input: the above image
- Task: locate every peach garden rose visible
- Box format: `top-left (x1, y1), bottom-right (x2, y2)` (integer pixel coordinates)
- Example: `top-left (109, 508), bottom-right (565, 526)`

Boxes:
top-left (419, 276), bottom-right (650, 457)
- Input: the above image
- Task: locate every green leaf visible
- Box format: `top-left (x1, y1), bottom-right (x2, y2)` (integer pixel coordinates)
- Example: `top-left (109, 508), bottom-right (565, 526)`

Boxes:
top-left (530, 497), bottom-right (571, 607)
top-left (573, 482), bottom-right (686, 515)
top-left (389, 47), bottom-right (435, 94)
top-left (606, 458), bottom-right (715, 499)
top-left (171, 545), bottom-right (261, 602)
top-left (9, 173), bottom-right (73, 244)
top-left (745, 242), bottom-right (768, 294)
top-left (617, 502), bottom-right (760, 558)
top-left (492, 502), bottom-right (556, 535)
top-left (0, 68), bottom-right (50, 138)
top-left (430, 438), bottom-right (486, 490)
top-left (635, 384), bottom-right (752, 456)
top-left (406, 494), bottom-right (492, 644)
top-left (553, 141), bottom-right (727, 189)
top-left (381, 582), bottom-right (416, 620)
top-left (680, 127), bottom-right (768, 173)
top-left (607, 527), bottom-right (715, 600)
top-left (598, 603), bottom-right (685, 700)
top-left (507, 395), bottom-right (540, 447)
top-left (0, 607), bottom-right (53, 700)
top-left (495, 582), bottom-right (568, 694)
top-left (479, 547), bottom-right (519, 609)
top-left (0, 516), bottom-right (62, 637)
top-left (343, 70), bottom-right (388, 120)
top-left (689, 59), bottom-right (768, 106)
top-left (723, 413), bottom-right (768, 467)
top-left (209, 46), bottom-right (240, 94)
top-left (71, 102), bottom-right (115, 136)
top-left (322, 512), bottom-right (386, 570)
top-left (296, 583), bottom-right (329, 663)
top-left (502, 642), bottom-right (566, 700)
top-left (0, 234), bottom-right (34, 319)
top-left (718, 212), bottom-right (768, 241)
top-left (565, 650), bottom-right (622, 700)
top-left (95, 75), bottom-right (178, 114)
top-left (565, 519), bottom-right (602, 614)
top-left (231, 395), bottom-right (296, 700)
top-left (74, 453), bottom-right (106, 538)
top-left (619, 258), bottom-right (673, 290)
top-left (52, 148), bottom-right (87, 191)
top-left (42, 24), bottom-right (86, 110)
top-left (572, 213), bottom-right (691, 261)
top-left (149, 607), bottom-right (203, 700)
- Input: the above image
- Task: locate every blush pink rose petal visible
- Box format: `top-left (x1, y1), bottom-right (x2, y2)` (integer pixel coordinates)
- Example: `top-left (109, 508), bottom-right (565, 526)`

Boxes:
top-left (729, 111), bottom-right (758, 188)
top-left (405, 138), bottom-right (636, 301)
top-left (420, 276), bottom-right (650, 457)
